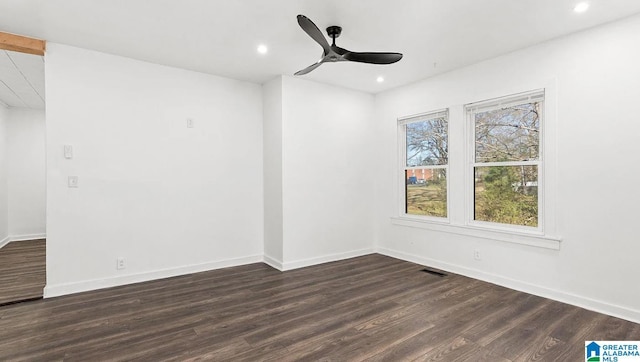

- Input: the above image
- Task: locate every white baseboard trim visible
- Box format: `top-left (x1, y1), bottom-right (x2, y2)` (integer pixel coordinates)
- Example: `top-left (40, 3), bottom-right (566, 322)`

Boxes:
top-left (263, 254), bottom-right (284, 271)
top-left (376, 246), bottom-right (640, 324)
top-left (9, 233), bottom-right (47, 242)
top-left (0, 235), bottom-right (10, 249)
top-left (0, 234), bottom-right (46, 249)
top-left (44, 254), bottom-right (263, 298)
top-left (282, 248), bottom-right (375, 271)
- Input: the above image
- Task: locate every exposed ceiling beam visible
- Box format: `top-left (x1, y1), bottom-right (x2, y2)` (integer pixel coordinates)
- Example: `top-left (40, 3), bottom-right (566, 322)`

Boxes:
top-left (0, 31), bottom-right (45, 56)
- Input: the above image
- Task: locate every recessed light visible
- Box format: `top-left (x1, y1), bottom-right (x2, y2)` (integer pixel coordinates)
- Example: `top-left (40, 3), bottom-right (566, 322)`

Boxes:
top-left (257, 44), bottom-right (268, 54)
top-left (376, 76), bottom-right (384, 83)
top-left (574, 2), bottom-right (589, 13)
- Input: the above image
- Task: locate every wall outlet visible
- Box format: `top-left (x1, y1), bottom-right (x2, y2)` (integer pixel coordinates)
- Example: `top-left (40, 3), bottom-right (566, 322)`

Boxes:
top-left (68, 176), bottom-right (79, 188)
top-left (474, 249), bottom-right (481, 261)
top-left (117, 257), bottom-right (126, 270)
top-left (187, 118), bottom-right (194, 128)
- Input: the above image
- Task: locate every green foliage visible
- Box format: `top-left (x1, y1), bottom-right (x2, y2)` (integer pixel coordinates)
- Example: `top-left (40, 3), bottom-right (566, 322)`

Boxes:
top-left (472, 101), bottom-right (541, 227)
top-left (475, 166), bottom-right (538, 227)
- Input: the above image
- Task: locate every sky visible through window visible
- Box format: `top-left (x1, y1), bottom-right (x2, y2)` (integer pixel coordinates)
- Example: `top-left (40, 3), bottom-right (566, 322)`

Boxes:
top-left (406, 117), bottom-right (448, 167)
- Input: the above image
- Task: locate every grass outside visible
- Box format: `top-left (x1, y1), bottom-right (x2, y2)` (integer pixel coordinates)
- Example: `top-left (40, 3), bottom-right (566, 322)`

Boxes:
top-left (406, 183), bottom-right (446, 217)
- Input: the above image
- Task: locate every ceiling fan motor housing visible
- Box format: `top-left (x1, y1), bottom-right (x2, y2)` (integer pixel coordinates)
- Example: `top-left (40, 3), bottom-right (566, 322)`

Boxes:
top-left (326, 25), bottom-right (342, 39)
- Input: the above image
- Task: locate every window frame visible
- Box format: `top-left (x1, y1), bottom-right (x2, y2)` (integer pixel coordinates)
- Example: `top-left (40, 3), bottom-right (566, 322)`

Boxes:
top-left (465, 90), bottom-right (545, 234)
top-left (392, 85), bottom-right (560, 250)
top-left (398, 109), bottom-right (450, 223)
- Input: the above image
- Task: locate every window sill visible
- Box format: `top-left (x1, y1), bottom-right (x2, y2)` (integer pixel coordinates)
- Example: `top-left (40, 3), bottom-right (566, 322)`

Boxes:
top-left (390, 217), bottom-right (561, 250)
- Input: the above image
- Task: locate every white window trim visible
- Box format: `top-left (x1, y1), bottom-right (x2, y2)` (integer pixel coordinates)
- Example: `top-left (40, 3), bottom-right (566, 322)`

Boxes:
top-left (466, 89), bottom-right (544, 234)
top-left (390, 216), bottom-right (561, 250)
top-left (397, 109), bottom-right (450, 223)
top-left (393, 82), bottom-right (560, 250)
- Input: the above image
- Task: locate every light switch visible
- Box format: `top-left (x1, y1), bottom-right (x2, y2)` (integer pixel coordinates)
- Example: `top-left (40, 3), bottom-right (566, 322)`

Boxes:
top-left (64, 145), bottom-right (73, 159)
top-left (68, 176), bottom-right (78, 188)
top-left (187, 118), bottom-right (194, 128)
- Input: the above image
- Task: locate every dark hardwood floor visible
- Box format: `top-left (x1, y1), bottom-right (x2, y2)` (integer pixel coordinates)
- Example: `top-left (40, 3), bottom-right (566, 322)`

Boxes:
top-left (0, 239), bottom-right (46, 305)
top-left (0, 254), bottom-right (638, 361)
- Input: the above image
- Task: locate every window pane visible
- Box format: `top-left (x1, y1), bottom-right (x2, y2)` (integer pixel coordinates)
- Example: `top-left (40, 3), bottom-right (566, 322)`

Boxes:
top-left (405, 169), bottom-right (447, 217)
top-left (406, 117), bottom-right (448, 167)
top-left (474, 166), bottom-right (538, 227)
top-left (475, 102), bottom-right (540, 162)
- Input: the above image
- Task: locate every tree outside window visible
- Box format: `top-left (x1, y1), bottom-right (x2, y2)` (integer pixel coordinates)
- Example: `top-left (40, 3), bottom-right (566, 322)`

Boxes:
top-left (469, 92), bottom-right (543, 228)
top-left (401, 110), bottom-right (448, 218)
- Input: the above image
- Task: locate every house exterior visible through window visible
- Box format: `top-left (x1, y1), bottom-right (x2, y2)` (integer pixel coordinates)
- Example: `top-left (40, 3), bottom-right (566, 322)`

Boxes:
top-left (466, 90), bottom-right (544, 229)
top-left (399, 110), bottom-right (448, 219)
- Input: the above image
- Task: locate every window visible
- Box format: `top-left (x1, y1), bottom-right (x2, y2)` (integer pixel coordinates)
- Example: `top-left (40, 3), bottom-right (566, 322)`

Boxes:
top-left (467, 90), bottom-right (543, 229)
top-left (399, 110), bottom-right (448, 219)
top-left (393, 88), bottom-right (558, 248)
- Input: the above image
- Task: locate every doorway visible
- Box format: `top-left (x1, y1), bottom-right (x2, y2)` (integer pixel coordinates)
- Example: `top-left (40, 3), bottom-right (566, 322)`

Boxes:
top-left (0, 45), bottom-right (46, 305)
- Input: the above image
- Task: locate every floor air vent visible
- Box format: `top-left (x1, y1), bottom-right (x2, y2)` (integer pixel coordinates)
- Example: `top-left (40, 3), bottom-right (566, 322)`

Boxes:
top-left (421, 268), bottom-right (447, 277)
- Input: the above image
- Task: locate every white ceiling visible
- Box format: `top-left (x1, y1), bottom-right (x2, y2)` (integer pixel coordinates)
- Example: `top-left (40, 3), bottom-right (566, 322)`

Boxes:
top-left (0, 0), bottom-right (640, 95)
top-left (0, 50), bottom-right (44, 109)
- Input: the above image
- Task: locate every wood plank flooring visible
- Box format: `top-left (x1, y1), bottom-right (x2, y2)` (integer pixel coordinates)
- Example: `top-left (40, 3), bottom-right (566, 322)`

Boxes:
top-left (0, 254), bottom-right (638, 361)
top-left (0, 239), bottom-right (45, 305)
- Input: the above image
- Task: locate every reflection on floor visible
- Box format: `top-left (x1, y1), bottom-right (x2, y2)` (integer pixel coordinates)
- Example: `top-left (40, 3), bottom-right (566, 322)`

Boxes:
top-left (0, 239), bottom-right (45, 305)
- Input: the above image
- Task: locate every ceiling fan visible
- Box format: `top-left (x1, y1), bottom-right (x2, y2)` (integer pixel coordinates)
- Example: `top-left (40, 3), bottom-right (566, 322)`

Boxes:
top-left (295, 15), bottom-right (403, 76)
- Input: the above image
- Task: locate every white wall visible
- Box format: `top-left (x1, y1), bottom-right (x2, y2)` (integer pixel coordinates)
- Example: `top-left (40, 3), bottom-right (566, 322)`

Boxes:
top-left (280, 76), bottom-right (375, 269)
top-left (7, 108), bottom-right (46, 240)
top-left (44, 43), bottom-right (264, 296)
top-left (0, 105), bottom-right (8, 247)
top-left (374, 14), bottom-right (640, 323)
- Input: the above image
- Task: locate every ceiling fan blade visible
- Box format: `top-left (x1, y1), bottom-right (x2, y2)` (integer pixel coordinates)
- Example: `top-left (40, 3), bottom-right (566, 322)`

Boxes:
top-left (343, 52), bottom-right (403, 64)
top-left (297, 15), bottom-right (332, 55)
top-left (294, 61), bottom-right (323, 76)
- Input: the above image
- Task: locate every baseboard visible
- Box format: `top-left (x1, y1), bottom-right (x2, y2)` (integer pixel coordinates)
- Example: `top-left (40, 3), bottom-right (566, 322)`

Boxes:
top-left (44, 254), bottom-right (263, 298)
top-left (263, 254), bottom-right (284, 271)
top-left (0, 235), bottom-right (10, 249)
top-left (9, 233), bottom-right (46, 242)
top-left (0, 233), bottom-right (46, 249)
top-left (376, 246), bottom-right (640, 324)
top-left (44, 250), bottom-right (375, 297)
top-left (281, 248), bottom-right (375, 271)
